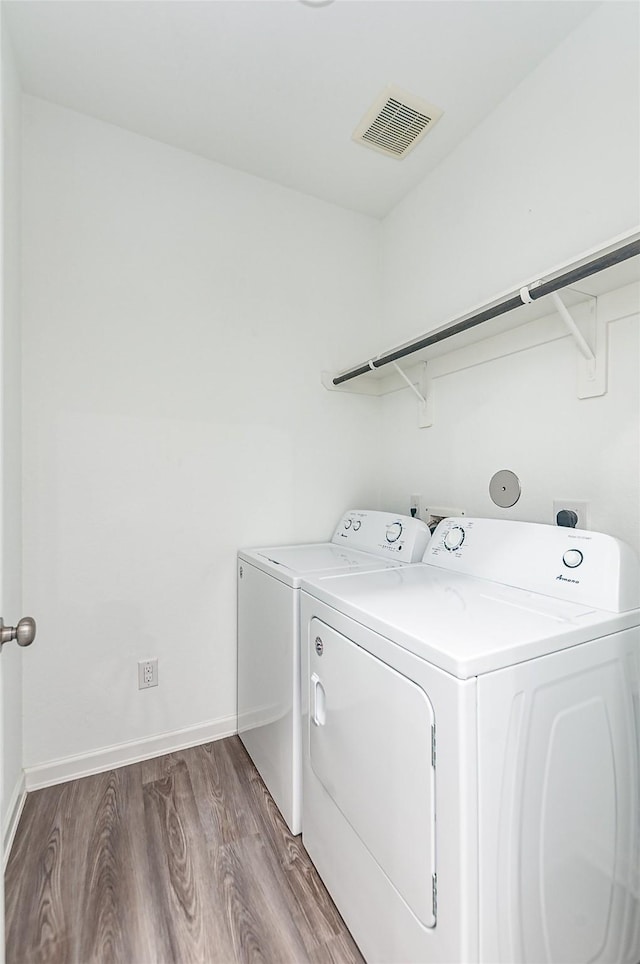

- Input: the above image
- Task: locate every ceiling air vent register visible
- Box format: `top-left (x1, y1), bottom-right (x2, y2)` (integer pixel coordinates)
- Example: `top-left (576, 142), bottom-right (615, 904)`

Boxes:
top-left (352, 85), bottom-right (444, 159)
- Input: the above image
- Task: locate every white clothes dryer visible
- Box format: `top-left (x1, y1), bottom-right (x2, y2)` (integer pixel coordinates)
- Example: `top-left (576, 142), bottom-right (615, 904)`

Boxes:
top-left (237, 509), bottom-right (430, 834)
top-left (300, 518), bottom-right (640, 964)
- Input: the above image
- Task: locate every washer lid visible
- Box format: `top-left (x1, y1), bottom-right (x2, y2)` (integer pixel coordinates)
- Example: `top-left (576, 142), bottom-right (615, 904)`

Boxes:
top-left (301, 565), bottom-right (639, 679)
top-left (238, 543), bottom-right (404, 587)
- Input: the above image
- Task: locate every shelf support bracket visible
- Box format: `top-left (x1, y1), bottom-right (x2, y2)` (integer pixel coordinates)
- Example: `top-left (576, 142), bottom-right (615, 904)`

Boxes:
top-left (390, 362), bottom-right (432, 428)
top-left (550, 291), bottom-right (595, 362)
top-left (550, 290), bottom-right (606, 399)
top-left (391, 362), bottom-right (427, 405)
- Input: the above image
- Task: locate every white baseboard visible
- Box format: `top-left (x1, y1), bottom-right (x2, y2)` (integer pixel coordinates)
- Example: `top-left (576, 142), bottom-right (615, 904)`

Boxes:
top-left (4, 772), bottom-right (27, 869)
top-left (23, 715), bottom-right (237, 792)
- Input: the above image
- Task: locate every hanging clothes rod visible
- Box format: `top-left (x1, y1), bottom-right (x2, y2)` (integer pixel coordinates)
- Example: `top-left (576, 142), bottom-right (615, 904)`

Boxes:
top-left (332, 237), bottom-right (640, 387)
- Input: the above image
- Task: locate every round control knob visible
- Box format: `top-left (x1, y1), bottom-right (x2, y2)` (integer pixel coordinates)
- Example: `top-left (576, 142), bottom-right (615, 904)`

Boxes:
top-left (386, 522), bottom-right (403, 543)
top-left (352, 520), bottom-right (361, 531)
top-left (563, 548), bottom-right (583, 569)
top-left (344, 519), bottom-right (352, 529)
top-left (443, 526), bottom-right (465, 552)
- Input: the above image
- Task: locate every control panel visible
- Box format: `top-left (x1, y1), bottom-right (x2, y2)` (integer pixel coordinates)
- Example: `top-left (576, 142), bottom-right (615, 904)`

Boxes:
top-left (425, 518), bottom-right (640, 613)
top-left (332, 510), bottom-right (430, 563)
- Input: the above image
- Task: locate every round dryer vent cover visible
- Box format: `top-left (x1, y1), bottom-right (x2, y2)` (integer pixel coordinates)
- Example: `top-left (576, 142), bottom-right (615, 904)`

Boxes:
top-left (489, 469), bottom-right (521, 508)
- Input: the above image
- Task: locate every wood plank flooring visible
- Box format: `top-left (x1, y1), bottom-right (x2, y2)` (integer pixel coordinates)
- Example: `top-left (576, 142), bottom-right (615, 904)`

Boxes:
top-left (5, 736), bottom-right (365, 964)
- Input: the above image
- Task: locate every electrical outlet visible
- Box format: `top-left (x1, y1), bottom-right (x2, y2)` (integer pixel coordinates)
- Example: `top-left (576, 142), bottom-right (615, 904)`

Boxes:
top-left (138, 658), bottom-right (158, 689)
top-left (553, 500), bottom-right (590, 530)
top-left (426, 505), bottom-right (465, 532)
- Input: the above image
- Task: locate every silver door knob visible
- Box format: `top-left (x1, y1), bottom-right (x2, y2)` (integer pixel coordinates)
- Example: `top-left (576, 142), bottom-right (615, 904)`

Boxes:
top-left (0, 616), bottom-right (36, 649)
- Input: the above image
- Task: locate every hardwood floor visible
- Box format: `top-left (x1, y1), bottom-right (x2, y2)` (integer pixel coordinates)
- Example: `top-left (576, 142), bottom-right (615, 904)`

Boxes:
top-left (5, 737), bottom-right (365, 964)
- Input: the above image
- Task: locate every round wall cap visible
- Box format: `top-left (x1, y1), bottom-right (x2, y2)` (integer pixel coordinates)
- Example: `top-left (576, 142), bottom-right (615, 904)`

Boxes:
top-left (489, 469), bottom-right (521, 508)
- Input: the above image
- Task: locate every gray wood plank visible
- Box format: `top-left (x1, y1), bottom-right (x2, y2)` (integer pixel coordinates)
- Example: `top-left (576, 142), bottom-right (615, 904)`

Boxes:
top-left (309, 931), bottom-right (368, 964)
top-left (184, 741), bottom-right (260, 847)
top-left (72, 767), bottom-right (156, 964)
top-left (215, 833), bottom-right (311, 964)
top-left (223, 737), bottom-right (354, 950)
top-left (5, 783), bottom-right (73, 963)
top-left (143, 758), bottom-right (236, 963)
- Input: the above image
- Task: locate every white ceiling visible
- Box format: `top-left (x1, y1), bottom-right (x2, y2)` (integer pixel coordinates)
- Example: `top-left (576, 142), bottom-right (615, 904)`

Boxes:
top-left (4, 0), bottom-right (599, 219)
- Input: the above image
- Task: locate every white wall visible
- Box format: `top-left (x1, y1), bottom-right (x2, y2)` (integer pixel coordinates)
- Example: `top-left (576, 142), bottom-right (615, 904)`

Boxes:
top-left (21, 97), bottom-right (382, 772)
top-left (1, 24), bottom-right (25, 838)
top-left (377, 2), bottom-right (640, 552)
top-left (18, 0), bottom-right (640, 778)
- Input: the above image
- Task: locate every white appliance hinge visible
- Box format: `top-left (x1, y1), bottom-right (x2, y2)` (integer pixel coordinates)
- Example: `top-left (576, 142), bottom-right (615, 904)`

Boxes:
top-left (431, 724), bottom-right (436, 767)
top-left (432, 873), bottom-right (438, 918)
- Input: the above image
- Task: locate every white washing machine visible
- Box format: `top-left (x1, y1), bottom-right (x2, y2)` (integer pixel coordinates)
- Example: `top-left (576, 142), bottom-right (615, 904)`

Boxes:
top-left (237, 509), bottom-right (430, 835)
top-left (300, 518), bottom-right (640, 964)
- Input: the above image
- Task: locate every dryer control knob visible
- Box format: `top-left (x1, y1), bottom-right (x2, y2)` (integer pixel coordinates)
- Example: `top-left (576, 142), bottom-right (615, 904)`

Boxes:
top-left (386, 522), bottom-right (403, 543)
top-left (344, 519), bottom-right (352, 529)
top-left (444, 526), bottom-right (465, 551)
top-left (563, 548), bottom-right (583, 569)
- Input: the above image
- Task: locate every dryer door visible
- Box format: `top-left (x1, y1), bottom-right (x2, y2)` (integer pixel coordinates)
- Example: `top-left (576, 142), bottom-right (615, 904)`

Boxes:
top-left (309, 617), bottom-right (436, 928)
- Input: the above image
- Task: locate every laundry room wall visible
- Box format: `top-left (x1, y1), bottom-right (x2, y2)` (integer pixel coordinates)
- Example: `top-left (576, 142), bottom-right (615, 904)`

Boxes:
top-left (20, 97), bottom-right (382, 778)
top-left (375, 2), bottom-right (640, 552)
top-left (1, 24), bottom-right (25, 839)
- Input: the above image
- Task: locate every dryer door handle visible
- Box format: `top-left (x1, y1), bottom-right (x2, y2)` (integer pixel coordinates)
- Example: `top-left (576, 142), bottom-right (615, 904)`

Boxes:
top-left (311, 673), bottom-right (326, 726)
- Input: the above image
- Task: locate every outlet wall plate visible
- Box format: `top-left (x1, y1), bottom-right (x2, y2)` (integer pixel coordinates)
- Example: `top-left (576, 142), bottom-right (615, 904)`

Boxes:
top-left (138, 658), bottom-right (158, 689)
top-left (553, 500), bottom-right (590, 530)
top-left (409, 494), bottom-right (428, 521)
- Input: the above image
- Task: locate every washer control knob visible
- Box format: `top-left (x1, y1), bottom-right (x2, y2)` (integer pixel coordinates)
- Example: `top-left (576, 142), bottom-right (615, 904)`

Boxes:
top-left (443, 526), bottom-right (465, 552)
top-left (386, 522), bottom-right (403, 543)
top-left (344, 519), bottom-right (352, 529)
top-left (352, 520), bottom-right (361, 531)
top-left (563, 548), bottom-right (584, 569)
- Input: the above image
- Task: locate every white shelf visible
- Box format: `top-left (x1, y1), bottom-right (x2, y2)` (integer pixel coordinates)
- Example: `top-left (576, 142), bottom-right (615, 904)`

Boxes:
top-left (323, 229), bottom-right (640, 406)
